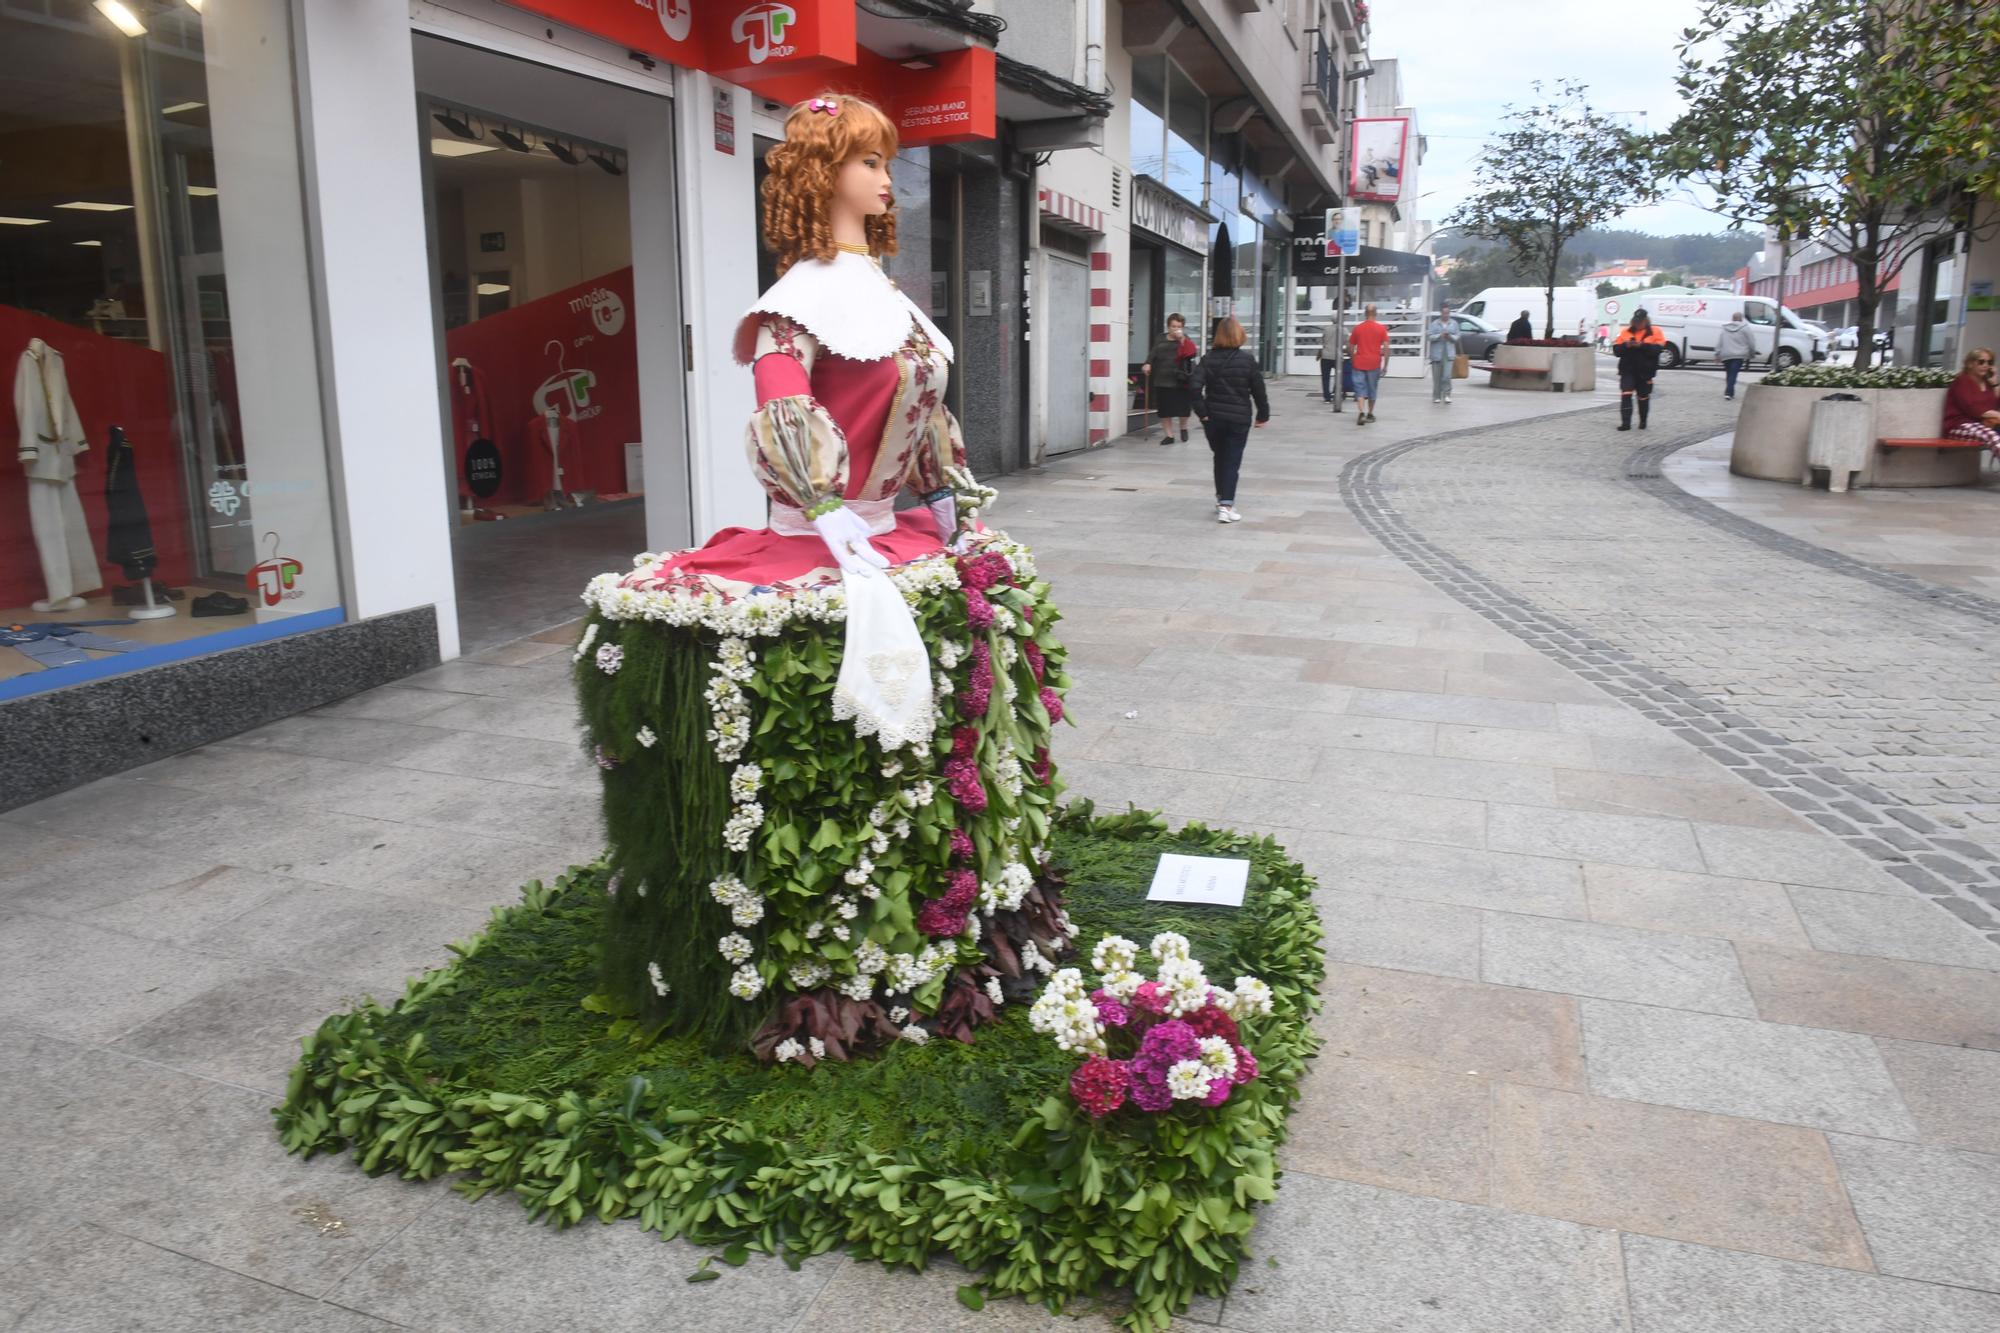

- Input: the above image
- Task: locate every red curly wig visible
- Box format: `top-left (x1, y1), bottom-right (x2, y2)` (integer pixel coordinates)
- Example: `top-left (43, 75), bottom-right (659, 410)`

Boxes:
top-left (762, 93), bottom-right (900, 276)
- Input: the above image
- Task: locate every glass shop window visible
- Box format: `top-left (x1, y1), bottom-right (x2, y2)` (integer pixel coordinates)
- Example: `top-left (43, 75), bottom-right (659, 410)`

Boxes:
top-left (0, 1), bottom-right (339, 702)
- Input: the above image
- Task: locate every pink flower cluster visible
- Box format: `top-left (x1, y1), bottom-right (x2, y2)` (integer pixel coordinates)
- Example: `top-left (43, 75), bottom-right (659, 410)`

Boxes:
top-left (943, 724), bottom-right (987, 815)
top-left (1039, 686), bottom-right (1064, 724)
top-left (956, 551), bottom-right (1012, 592)
top-left (960, 640), bottom-right (993, 718)
top-left (918, 792), bottom-right (983, 938)
top-left (1023, 639), bottom-right (1046, 683)
top-left (1064, 991), bottom-right (1259, 1119)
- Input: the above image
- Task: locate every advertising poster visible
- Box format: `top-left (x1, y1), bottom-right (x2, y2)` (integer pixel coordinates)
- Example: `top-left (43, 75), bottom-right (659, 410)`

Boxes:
top-left (1348, 118), bottom-right (1408, 203)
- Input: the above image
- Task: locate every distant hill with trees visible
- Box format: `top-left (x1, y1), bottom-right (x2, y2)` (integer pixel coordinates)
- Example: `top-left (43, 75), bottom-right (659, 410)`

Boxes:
top-left (1437, 228), bottom-right (1763, 304)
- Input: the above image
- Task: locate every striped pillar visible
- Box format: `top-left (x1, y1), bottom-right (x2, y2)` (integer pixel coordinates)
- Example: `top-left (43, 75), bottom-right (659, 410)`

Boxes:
top-left (1088, 247), bottom-right (1114, 444)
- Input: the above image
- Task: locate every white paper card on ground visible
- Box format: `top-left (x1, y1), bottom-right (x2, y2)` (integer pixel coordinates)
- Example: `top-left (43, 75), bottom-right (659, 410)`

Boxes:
top-left (1147, 853), bottom-right (1250, 907)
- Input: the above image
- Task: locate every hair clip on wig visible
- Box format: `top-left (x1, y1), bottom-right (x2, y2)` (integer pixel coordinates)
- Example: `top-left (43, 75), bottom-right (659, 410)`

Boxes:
top-left (808, 97), bottom-right (841, 116)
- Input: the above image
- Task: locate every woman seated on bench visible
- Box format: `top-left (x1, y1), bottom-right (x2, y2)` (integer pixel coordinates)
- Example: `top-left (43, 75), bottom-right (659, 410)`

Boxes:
top-left (1944, 347), bottom-right (2000, 452)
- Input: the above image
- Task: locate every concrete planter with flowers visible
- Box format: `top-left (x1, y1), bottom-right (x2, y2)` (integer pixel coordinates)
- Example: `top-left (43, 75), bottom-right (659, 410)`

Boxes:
top-left (1729, 366), bottom-right (1970, 488)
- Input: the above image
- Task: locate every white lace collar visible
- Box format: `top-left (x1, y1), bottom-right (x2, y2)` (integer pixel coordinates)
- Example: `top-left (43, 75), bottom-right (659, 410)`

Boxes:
top-left (733, 250), bottom-right (953, 366)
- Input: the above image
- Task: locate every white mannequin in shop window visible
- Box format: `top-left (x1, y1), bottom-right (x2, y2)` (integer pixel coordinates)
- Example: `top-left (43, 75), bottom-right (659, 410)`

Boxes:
top-left (543, 404), bottom-right (567, 510)
top-left (13, 338), bottom-right (102, 612)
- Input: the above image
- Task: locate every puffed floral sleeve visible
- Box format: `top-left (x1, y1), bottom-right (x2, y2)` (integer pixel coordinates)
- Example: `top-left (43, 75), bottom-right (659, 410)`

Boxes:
top-left (744, 315), bottom-right (851, 513)
top-left (904, 400), bottom-right (969, 500)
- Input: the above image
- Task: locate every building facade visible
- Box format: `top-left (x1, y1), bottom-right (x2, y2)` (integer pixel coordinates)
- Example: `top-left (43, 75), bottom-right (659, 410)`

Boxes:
top-left (0, 0), bottom-right (1380, 806)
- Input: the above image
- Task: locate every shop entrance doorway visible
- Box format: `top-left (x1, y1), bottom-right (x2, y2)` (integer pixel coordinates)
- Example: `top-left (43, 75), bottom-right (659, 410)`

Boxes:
top-left (414, 34), bottom-right (682, 653)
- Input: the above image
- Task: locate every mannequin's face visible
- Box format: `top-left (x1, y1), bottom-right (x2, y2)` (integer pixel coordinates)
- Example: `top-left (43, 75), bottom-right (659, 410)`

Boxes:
top-left (834, 150), bottom-right (893, 225)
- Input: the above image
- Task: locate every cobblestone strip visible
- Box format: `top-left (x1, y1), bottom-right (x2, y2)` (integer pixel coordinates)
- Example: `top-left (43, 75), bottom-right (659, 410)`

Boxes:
top-left (1342, 417), bottom-right (2000, 944)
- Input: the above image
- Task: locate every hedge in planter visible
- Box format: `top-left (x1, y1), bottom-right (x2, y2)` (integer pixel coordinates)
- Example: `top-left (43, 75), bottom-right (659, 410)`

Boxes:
top-left (274, 806), bottom-right (1326, 1333)
top-left (1761, 364), bottom-right (1955, 389)
top-left (574, 537), bottom-right (1075, 1058)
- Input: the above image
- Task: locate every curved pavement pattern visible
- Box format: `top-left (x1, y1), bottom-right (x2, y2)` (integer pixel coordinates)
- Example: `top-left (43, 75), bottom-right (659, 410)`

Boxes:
top-left (1344, 399), bottom-right (2000, 946)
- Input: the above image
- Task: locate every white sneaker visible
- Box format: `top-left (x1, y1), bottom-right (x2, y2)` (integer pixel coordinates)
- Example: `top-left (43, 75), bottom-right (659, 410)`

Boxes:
top-left (1217, 506), bottom-right (1241, 524)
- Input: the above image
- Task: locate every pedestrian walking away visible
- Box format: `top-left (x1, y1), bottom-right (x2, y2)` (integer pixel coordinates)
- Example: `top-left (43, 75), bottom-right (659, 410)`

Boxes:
top-left (1191, 316), bottom-right (1269, 524)
top-left (1316, 310), bottom-right (1341, 403)
top-left (1714, 310), bottom-right (1755, 400)
top-left (1612, 308), bottom-right (1667, 431)
top-left (1426, 303), bottom-right (1461, 404)
top-left (1943, 347), bottom-right (2000, 453)
top-left (1143, 313), bottom-right (1199, 444)
top-left (1506, 310), bottom-right (1535, 343)
top-left (1347, 303), bottom-right (1390, 425)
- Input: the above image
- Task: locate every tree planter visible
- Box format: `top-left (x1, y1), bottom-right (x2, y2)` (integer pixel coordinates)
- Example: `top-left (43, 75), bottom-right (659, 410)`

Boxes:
top-left (1491, 343), bottom-right (1596, 391)
top-left (1733, 385), bottom-right (1972, 488)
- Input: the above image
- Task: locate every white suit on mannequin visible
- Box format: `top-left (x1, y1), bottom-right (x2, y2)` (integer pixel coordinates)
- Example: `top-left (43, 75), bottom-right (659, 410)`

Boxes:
top-left (13, 338), bottom-right (101, 609)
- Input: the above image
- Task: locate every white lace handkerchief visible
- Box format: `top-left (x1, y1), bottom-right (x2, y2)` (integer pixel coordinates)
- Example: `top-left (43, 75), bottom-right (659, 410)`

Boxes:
top-left (832, 570), bottom-right (937, 750)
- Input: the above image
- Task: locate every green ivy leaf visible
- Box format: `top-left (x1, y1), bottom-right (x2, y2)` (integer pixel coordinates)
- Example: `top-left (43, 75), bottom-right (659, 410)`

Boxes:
top-left (956, 1286), bottom-right (985, 1311)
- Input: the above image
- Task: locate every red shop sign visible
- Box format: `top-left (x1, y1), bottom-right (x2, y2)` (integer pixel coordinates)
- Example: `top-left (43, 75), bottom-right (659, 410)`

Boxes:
top-left (502, 1), bottom-right (856, 80)
top-left (747, 45), bottom-right (997, 146)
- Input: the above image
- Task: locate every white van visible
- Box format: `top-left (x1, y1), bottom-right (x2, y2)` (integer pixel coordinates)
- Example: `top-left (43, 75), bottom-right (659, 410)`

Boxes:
top-left (1637, 294), bottom-right (1826, 370)
top-left (1458, 287), bottom-right (1595, 340)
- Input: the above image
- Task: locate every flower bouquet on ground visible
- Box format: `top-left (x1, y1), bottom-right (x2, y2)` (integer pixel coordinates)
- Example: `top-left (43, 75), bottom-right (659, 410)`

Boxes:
top-left (1031, 932), bottom-right (1274, 1120)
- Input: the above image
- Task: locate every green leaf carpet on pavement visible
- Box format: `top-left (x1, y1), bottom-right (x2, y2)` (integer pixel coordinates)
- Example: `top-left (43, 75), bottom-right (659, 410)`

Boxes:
top-left (275, 805), bottom-right (1326, 1332)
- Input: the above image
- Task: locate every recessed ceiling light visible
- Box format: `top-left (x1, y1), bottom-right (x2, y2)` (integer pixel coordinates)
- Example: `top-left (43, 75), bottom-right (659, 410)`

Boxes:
top-left (187, 185), bottom-right (218, 197)
top-left (57, 201), bottom-right (134, 212)
top-left (75, 240), bottom-right (104, 248)
top-left (476, 282), bottom-right (511, 296)
top-left (93, 1), bottom-right (146, 37)
top-left (431, 139), bottom-right (498, 157)
top-left (162, 101), bottom-right (205, 115)
top-left (0, 216), bottom-right (51, 226)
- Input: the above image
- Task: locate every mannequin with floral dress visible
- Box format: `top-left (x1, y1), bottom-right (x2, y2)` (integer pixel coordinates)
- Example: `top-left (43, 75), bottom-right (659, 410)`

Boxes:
top-left (573, 94), bottom-right (1073, 1062)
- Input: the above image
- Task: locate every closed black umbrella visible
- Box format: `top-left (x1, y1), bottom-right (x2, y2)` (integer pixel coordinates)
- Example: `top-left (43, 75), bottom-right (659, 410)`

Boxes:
top-left (102, 425), bottom-right (157, 582)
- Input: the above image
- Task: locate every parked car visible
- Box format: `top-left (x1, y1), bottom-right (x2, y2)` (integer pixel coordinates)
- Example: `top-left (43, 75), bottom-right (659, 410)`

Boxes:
top-left (1825, 327), bottom-right (1893, 367)
top-left (1446, 312), bottom-right (1504, 361)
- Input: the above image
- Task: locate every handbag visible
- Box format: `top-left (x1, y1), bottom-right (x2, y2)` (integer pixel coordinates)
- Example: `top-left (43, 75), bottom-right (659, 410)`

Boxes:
top-left (1451, 353), bottom-right (1470, 380)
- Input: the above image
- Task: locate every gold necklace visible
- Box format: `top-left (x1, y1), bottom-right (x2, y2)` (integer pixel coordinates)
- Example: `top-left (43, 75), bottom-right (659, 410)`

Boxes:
top-left (834, 241), bottom-right (873, 256)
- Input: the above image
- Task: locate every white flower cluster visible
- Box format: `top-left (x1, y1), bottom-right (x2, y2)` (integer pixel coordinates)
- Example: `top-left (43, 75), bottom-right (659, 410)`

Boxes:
top-left (573, 622), bottom-right (600, 662)
top-left (788, 959), bottom-right (830, 989)
top-left (899, 1023), bottom-right (930, 1045)
top-left (1167, 1059), bottom-right (1211, 1101)
top-left (581, 552), bottom-right (973, 634)
top-left (935, 640), bottom-right (966, 670)
top-left (984, 977), bottom-right (1005, 1007)
top-left (994, 750), bottom-right (1025, 798)
top-left (729, 763), bottom-right (764, 802)
top-left (1199, 1034), bottom-right (1238, 1080)
top-left (977, 860), bottom-right (1036, 915)
top-left (728, 964), bottom-right (764, 1000)
top-left (647, 961), bottom-right (670, 997)
top-left (709, 874), bottom-right (766, 928)
top-left (774, 1037), bottom-right (826, 1064)
top-left (885, 943), bottom-right (951, 994)
top-left (722, 801), bottom-right (765, 853)
top-left (635, 726), bottom-right (658, 749)
top-left (1159, 957), bottom-right (1211, 1017)
top-left (838, 974), bottom-right (876, 1002)
top-left (853, 940), bottom-right (889, 975)
top-left (594, 643), bottom-right (624, 675)
top-left (1019, 939), bottom-right (1057, 976)
top-left (718, 933), bottom-right (755, 964)
top-left (1230, 975), bottom-right (1274, 1018)
top-left (1027, 968), bottom-right (1105, 1054)
top-left (704, 641), bottom-right (754, 765)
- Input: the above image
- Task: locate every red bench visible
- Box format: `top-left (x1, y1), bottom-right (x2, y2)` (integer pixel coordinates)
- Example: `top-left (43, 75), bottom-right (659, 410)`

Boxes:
top-left (1878, 437), bottom-right (1984, 451)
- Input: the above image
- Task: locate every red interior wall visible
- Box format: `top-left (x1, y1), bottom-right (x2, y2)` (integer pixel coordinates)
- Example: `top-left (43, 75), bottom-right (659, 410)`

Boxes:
top-left (443, 267), bottom-right (640, 504)
top-left (1, 306), bottom-right (189, 608)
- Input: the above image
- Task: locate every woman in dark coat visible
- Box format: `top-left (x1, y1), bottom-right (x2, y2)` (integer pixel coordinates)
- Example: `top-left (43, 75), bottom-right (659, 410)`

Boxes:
top-left (1143, 313), bottom-right (1199, 443)
top-left (1612, 308), bottom-right (1667, 431)
top-left (1190, 316), bottom-right (1270, 524)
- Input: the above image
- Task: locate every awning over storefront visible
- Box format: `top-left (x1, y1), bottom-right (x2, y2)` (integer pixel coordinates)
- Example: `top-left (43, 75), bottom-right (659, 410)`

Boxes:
top-left (1290, 216), bottom-right (1431, 287)
top-left (1131, 175), bottom-right (1213, 254)
top-left (748, 46), bottom-right (996, 146)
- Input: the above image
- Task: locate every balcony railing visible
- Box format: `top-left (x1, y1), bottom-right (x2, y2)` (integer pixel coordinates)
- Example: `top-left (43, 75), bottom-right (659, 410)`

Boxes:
top-left (1300, 29), bottom-right (1338, 144)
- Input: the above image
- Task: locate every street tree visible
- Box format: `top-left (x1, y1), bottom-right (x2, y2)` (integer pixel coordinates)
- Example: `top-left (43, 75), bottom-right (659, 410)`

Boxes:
top-left (1661, 0), bottom-right (2000, 370)
top-left (1449, 81), bottom-right (1655, 338)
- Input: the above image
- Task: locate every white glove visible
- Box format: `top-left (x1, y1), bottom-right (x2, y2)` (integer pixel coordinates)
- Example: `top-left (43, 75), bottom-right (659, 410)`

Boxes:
top-left (810, 504), bottom-right (889, 576)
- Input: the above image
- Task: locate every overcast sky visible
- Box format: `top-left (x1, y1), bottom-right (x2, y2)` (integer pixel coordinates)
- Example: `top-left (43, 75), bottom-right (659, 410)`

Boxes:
top-left (1367, 0), bottom-right (1737, 238)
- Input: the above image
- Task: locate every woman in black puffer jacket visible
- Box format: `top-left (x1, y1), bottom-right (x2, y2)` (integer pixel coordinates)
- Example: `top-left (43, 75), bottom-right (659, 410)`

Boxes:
top-left (1190, 317), bottom-right (1270, 524)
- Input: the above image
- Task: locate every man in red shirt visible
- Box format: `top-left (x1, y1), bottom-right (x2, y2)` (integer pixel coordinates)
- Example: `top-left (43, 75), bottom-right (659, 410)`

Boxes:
top-left (1347, 304), bottom-right (1391, 425)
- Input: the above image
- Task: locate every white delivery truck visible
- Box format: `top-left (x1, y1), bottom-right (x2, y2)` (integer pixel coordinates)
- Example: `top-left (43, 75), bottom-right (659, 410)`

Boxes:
top-left (1458, 287), bottom-right (1595, 340)
top-left (1638, 293), bottom-right (1826, 370)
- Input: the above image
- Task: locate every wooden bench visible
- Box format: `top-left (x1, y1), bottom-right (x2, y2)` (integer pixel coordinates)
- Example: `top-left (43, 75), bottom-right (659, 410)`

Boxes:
top-left (1877, 436), bottom-right (1984, 451)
